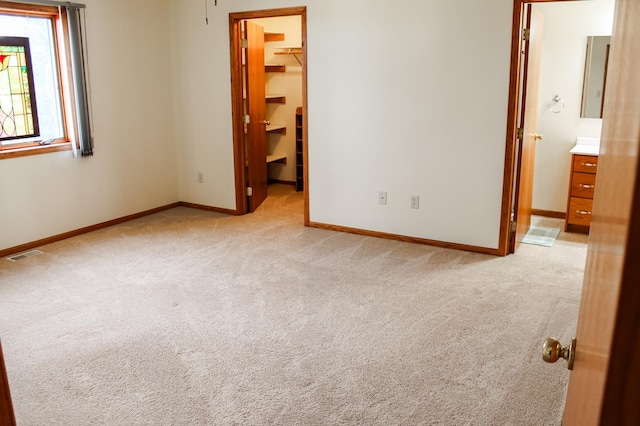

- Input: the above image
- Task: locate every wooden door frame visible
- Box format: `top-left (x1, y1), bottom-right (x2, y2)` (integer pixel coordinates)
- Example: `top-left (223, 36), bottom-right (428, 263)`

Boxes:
top-left (499, 0), bottom-right (585, 256)
top-left (510, 3), bottom-right (536, 254)
top-left (229, 7), bottom-right (309, 223)
top-left (0, 341), bottom-right (16, 426)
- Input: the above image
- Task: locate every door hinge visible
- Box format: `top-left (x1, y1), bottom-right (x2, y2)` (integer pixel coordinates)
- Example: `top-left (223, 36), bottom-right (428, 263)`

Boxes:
top-left (244, 114), bottom-right (250, 124)
top-left (247, 187), bottom-right (253, 197)
top-left (517, 128), bottom-right (524, 140)
top-left (511, 220), bottom-right (517, 233)
top-left (523, 28), bottom-right (530, 41)
top-left (241, 39), bottom-right (248, 49)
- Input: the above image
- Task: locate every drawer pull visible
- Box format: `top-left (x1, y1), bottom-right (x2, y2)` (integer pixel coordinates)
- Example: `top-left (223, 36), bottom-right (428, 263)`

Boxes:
top-left (580, 184), bottom-right (595, 189)
top-left (581, 162), bottom-right (597, 167)
top-left (576, 210), bottom-right (592, 215)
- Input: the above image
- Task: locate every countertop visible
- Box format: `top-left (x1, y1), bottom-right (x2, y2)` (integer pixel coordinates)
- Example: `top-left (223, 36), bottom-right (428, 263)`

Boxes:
top-left (570, 137), bottom-right (600, 156)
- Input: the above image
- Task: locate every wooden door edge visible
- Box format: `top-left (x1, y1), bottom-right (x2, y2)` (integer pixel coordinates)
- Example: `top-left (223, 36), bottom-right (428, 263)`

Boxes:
top-left (600, 165), bottom-right (640, 422)
top-left (514, 4), bottom-right (536, 253)
top-left (229, 16), bottom-right (248, 215)
top-left (0, 341), bottom-right (16, 426)
top-left (498, 0), bottom-right (527, 256)
top-left (301, 11), bottom-right (310, 227)
top-left (597, 0), bottom-right (640, 418)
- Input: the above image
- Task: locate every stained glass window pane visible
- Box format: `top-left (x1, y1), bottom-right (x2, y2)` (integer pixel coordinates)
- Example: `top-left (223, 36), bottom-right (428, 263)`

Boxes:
top-left (0, 37), bottom-right (39, 141)
top-left (1, 14), bottom-right (63, 145)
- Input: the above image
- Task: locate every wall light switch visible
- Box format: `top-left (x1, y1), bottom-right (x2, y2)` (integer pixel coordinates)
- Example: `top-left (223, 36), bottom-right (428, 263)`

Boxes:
top-left (411, 195), bottom-right (420, 209)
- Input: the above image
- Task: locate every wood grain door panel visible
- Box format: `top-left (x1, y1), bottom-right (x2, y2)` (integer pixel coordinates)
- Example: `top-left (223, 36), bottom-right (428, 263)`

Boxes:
top-left (563, 0), bottom-right (640, 423)
top-left (567, 197), bottom-right (593, 227)
top-left (570, 172), bottom-right (597, 198)
top-left (573, 155), bottom-right (599, 174)
top-left (245, 20), bottom-right (268, 212)
top-left (0, 342), bottom-right (16, 426)
top-left (513, 6), bottom-right (543, 251)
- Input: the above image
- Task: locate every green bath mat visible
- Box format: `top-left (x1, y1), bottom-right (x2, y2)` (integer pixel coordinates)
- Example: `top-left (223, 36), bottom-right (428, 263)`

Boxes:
top-left (522, 226), bottom-right (561, 247)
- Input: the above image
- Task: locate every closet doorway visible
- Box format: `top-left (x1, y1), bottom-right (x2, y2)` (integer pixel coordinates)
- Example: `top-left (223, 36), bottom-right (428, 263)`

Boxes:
top-left (229, 7), bottom-right (308, 223)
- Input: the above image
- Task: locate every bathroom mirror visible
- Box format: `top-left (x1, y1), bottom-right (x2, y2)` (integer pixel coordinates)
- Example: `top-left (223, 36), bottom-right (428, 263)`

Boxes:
top-left (580, 35), bottom-right (611, 119)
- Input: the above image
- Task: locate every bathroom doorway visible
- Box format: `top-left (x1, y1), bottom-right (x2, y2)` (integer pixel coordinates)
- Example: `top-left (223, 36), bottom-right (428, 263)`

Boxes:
top-left (502, 0), bottom-right (615, 255)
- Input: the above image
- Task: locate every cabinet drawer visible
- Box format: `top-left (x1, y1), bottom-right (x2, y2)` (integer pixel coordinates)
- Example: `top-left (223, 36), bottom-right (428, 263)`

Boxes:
top-left (573, 155), bottom-right (598, 174)
top-left (570, 172), bottom-right (596, 199)
top-left (567, 197), bottom-right (593, 227)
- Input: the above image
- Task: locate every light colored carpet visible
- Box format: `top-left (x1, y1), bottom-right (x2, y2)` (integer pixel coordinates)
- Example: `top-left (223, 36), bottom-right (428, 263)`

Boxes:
top-left (0, 185), bottom-right (588, 425)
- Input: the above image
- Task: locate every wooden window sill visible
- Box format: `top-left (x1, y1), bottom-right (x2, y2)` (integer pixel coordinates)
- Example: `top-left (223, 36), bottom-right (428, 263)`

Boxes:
top-left (0, 142), bottom-right (73, 160)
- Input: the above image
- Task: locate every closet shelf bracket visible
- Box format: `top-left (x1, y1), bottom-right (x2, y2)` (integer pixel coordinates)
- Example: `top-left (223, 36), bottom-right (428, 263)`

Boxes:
top-left (274, 48), bottom-right (302, 65)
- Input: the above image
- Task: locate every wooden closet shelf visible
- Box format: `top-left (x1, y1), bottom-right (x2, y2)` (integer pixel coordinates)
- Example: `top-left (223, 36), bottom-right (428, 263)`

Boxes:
top-left (267, 154), bottom-right (287, 164)
top-left (264, 32), bottom-right (285, 42)
top-left (274, 48), bottom-right (303, 64)
top-left (242, 32), bottom-right (285, 42)
top-left (244, 64), bottom-right (286, 73)
top-left (265, 64), bottom-right (286, 73)
top-left (266, 94), bottom-right (286, 104)
top-left (242, 95), bottom-right (287, 104)
top-left (274, 48), bottom-right (302, 55)
top-left (266, 124), bottom-right (286, 134)
top-left (295, 107), bottom-right (304, 192)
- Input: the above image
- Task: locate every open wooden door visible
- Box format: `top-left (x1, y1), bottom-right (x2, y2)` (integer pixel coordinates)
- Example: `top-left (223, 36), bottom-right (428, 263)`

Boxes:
top-left (244, 20), bottom-right (268, 212)
top-left (0, 341), bottom-right (16, 426)
top-left (559, 0), bottom-right (640, 422)
top-left (511, 6), bottom-right (543, 253)
top-left (230, 8), bottom-right (307, 218)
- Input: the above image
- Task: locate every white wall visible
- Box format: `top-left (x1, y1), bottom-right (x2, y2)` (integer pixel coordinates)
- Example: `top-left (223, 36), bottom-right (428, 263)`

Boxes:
top-left (0, 0), bottom-right (179, 251)
top-left (532, 0), bottom-right (615, 213)
top-left (170, 0), bottom-right (514, 250)
top-left (0, 0), bottom-right (520, 252)
top-left (168, 0), bottom-right (237, 209)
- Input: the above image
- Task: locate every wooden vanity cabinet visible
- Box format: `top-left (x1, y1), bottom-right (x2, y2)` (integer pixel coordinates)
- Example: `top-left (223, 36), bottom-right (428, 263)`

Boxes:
top-left (565, 154), bottom-right (598, 233)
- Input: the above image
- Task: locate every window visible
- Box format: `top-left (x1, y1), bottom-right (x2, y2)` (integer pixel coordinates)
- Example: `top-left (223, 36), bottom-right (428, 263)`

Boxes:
top-left (0, 37), bottom-right (39, 140)
top-left (0, 1), bottom-right (92, 159)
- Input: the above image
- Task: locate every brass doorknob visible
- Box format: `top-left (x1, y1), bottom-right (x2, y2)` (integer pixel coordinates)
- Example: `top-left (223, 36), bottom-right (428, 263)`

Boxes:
top-left (535, 133), bottom-right (544, 140)
top-left (262, 120), bottom-right (270, 125)
top-left (542, 337), bottom-right (576, 370)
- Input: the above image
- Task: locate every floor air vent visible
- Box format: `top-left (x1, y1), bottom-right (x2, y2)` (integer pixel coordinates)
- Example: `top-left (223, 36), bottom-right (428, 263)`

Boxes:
top-left (6, 250), bottom-right (43, 261)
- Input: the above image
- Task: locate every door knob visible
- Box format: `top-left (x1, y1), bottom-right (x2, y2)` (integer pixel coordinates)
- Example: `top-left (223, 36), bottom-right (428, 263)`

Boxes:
top-left (542, 337), bottom-right (576, 370)
top-left (535, 133), bottom-right (544, 140)
top-left (262, 120), bottom-right (270, 125)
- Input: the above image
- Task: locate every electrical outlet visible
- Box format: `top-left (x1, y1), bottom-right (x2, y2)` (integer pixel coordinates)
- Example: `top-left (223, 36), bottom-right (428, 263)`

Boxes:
top-left (411, 195), bottom-right (420, 209)
top-left (379, 191), bottom-right (387, 205)
top-left (198, 172), bottom-right (204, 183)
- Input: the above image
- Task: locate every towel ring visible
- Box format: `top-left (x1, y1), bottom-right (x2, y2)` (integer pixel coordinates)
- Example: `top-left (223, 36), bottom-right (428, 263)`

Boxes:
top-left (550, 95), bottom-right (565, 114)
